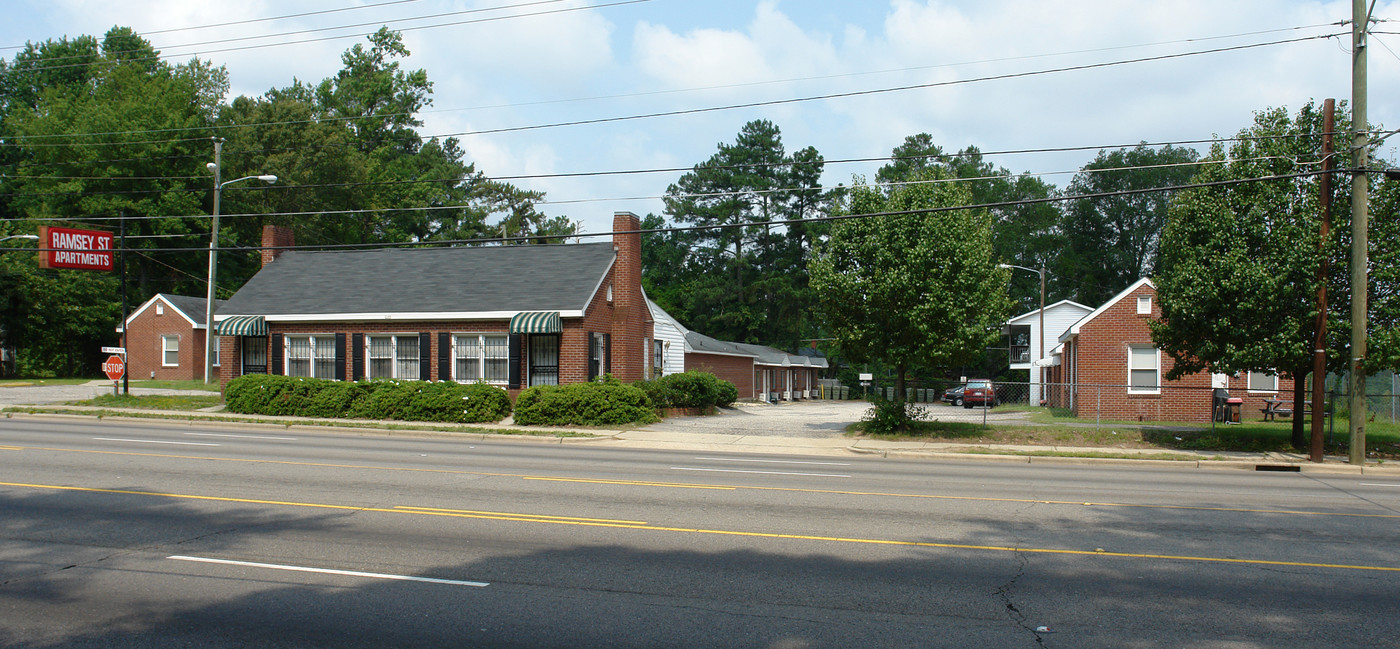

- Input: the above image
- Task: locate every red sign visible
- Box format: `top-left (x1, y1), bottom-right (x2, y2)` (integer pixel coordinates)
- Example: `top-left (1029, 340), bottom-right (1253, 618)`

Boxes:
top-left (102, 355), bottom-right (125, 381)
top-left (37, 225), bottom-right (114, 271)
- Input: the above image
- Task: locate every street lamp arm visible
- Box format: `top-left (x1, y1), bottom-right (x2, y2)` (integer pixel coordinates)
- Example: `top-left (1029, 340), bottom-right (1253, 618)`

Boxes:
top-left (0, 234), bottom-right (40, 243)
top-left (998, 263), bottom-right (1039, 274)
top-left (219, 174), bottom-right (278, 189)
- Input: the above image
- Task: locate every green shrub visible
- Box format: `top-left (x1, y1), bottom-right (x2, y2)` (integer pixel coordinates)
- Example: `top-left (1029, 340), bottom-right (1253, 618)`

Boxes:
top-left (861, 396), bottom-right (928, 434)
top-left (224, 374), bottom-right (321, 416)
top-left (303, 381), bottom-right (369, 418)
top-left (514, 381), bottom-right (657, 426)
top-left (636, 371), bottom-right (737, 410)
top-left (226, 376), bottom-right (510, 423)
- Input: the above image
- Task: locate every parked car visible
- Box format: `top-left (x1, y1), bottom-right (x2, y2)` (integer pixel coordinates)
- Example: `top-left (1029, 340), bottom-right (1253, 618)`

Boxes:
top-left (941, 385), bottom-right (967, 406)
top-left (962, 379), bottom-right (997, 408)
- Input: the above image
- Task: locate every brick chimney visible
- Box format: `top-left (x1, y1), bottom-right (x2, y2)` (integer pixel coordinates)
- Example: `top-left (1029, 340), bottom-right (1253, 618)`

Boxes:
top-left (610, 211), bottom-right (647, 382)
top-left (261, 225), bottom-right (293, 267)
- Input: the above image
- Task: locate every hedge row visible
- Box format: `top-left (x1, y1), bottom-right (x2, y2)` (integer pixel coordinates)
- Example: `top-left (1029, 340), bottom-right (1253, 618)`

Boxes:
top-left (224, 375), bottom-right (512, 423)
top-left (632, 371), bottom-right (738, 410)
top-left (223, 371), bottom-right (739, 428)
top-left (513, 378), bottom-right (657, 426)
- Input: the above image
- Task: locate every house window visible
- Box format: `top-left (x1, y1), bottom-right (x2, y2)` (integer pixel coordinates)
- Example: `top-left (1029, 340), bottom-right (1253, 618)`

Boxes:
top-left (1248, 370), bottom-right (1278, 392)
top-left (1128, 345), bottom-right (1159, 393)
top-left (1137, 295), bottom-right (1152, 315)
top-left (530, 335), bottom-right (560, 386)
top-left (210, 335), bottom-right (220, 367)
top-left (156, 303), bottom-right (164, 316)
top-left (242, 336), bottom-right (268, 374)
top-left (161, 335), bottom-right (179, 367)
top-left (453, 334), bottom-right (509, 383)
top-left (653, 339), bottom-right (664, 378)
top-left (285, 335), bottom-right (338, 379)
top-left (589, 332), bottom-right (608, 379)
top-left (367, 335), bottom-right (419, 380)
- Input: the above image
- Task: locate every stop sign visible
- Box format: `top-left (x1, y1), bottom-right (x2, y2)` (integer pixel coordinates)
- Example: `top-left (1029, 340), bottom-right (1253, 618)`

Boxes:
top-left (102, 355), bottom-right (125, 381)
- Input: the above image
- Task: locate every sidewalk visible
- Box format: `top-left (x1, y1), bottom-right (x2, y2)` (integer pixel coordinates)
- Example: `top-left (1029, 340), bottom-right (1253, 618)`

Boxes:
top-left (4, 401), bottom-right (1396, 475)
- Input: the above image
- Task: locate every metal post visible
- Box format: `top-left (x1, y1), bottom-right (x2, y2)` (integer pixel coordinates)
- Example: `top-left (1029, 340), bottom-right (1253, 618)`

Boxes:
top-left (120, 212), bottom-right (128, 395)
top-left (204, 138), bottom-right (223, 384)
top-left (1348, 0), bottom-right (1369, 464)
top-left (1038, 265), bottom-right (1045, 406)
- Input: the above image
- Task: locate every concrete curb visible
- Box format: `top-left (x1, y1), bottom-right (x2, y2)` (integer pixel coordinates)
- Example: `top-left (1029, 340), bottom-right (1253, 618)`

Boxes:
top-left (5, 406), bottom-right (1398, 475)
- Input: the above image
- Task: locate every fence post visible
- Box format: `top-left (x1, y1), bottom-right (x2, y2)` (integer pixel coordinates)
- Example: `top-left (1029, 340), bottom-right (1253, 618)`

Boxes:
top-left (1096, 386), bottom-right (1102, 428)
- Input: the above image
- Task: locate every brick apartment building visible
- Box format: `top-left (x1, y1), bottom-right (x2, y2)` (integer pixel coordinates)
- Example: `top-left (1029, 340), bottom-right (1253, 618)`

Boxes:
top-left (214, 212), bottom-right (654, 393)
top-left (1047, 278), bottom-right (1295, 423)
top-left (118, 293), bottom-right (222, 381)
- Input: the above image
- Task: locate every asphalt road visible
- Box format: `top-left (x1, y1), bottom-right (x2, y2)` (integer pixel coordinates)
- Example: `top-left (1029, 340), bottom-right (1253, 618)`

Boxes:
top-left (3, 417), bottom-right (1399, 648)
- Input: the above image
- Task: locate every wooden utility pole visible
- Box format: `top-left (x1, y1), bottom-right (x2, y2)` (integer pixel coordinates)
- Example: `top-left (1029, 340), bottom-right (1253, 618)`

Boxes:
top-left (1311, 99), bottom-right (1334, 463)
top-left (1348, 0), bottom-right (1370, 465)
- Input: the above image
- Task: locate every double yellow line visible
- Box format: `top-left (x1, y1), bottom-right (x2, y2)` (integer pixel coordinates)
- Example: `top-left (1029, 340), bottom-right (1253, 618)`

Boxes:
top-left (3, 479), bottom-right (1397, 573)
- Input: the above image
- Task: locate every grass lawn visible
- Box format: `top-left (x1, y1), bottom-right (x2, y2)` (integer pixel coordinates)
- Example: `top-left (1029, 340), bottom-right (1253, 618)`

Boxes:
top-left (75, 393), bottom-right (223, 411)
top-left (0, 378), bottom-right (94, 387)
top-left (854, 407), bottom-right (1400, 458)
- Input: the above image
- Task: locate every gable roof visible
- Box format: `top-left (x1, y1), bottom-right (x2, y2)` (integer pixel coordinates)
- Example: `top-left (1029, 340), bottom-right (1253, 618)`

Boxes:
top-left (1006, 299), bottom-right (1094, 325)
top-left (1059, 277), bottom-right (1156, 343)
top-left (119, 293), bottom-right (222, 332)
top-left (216, 243), bottom-right (616, 321)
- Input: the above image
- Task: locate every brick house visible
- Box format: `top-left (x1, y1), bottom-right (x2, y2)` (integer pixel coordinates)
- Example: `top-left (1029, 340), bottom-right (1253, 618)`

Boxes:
top-left (647, 299), bottom-right (825, 402)
top-left (214, 212), bottom-right (653, 393)
top-left (1047, 278), bottom-right (1295, 422)
top-left (117, 293), bottom-right (223, 381)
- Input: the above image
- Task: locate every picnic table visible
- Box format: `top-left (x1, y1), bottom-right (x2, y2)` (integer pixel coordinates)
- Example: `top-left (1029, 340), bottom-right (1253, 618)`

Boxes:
top-left (1262, 398), bottom-right (1314, 422)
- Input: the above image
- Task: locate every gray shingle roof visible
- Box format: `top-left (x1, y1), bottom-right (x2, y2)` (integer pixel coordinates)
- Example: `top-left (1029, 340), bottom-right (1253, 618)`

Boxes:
top-left (216, 243), bottom-right (615, 317)
top-left (160, 293), bottom-right (219, 326)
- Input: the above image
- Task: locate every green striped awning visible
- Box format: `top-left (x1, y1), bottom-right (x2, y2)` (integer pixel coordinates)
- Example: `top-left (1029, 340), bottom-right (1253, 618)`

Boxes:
top-left (217, 315), bottom-right (267, 336)
top-left (509, 311), bottom-right (561, 334)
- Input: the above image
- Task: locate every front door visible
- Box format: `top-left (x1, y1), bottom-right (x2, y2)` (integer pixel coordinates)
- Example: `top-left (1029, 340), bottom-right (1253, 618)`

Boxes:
top-left (528, 334), bottom-right (559, 386)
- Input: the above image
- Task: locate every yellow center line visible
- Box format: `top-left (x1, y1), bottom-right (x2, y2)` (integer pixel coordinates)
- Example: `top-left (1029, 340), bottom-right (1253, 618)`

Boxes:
top-left (2, 480), bottom-right (1398, 573)
top-left (7, 444), bottom-right (1399, 520)
top-left (525, 476), bottom-right (736, 490)
top-left (393, 505), bottom-right (647, 525)
top-left (0, 446), bottom-right (23, 451)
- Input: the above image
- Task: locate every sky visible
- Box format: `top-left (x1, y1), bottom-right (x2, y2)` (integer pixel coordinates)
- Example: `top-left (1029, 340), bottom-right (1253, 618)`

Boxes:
top-left (4, 0), bottom-right (1399, 237)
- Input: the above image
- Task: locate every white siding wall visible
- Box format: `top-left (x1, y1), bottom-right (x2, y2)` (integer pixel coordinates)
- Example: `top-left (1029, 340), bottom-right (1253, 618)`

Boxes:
top-left (647, 300), bottom-right (688, 377)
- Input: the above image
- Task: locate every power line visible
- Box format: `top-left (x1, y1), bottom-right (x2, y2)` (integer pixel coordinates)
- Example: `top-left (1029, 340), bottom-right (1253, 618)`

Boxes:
top-left (0, 31), bottom-right (1342, 150)
top-left (0, 0), bottom-right (652, 76)
top-left (0, 166), bottom-right (1333, 234)
top-left (0, 131), bottom-right (1337, 202)
top-left (0, 21), bottom-right (1342, 142)
top-left (0, 0), bottom-right (427, 48)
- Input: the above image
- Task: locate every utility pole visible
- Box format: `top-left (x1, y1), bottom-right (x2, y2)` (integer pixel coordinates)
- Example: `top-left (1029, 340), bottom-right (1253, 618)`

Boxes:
top-left (204, 138), bottom-right (223, 384)
top-left (1311, 98), bottom-right (1334, 463)
top-left (1348, 0), bottom-right (1369, 465)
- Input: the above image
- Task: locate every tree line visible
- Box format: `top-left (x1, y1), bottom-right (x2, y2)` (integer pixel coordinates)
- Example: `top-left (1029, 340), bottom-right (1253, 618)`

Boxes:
top-left (0, 27), bottom-right (572, 376)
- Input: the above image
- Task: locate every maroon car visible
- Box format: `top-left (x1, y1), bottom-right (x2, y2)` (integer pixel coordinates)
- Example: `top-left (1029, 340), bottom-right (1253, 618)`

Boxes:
top-left (962, 379), bottom-right (997, 408)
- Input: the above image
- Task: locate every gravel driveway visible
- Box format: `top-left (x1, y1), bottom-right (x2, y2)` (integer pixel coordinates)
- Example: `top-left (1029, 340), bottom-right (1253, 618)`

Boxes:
top-left (641, 400), bottom-right (871, 438)
top-left (0, 380), bottom-right (219, 406)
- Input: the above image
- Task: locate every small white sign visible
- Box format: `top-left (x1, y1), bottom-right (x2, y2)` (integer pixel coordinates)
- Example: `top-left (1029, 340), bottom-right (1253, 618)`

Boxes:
top-left (101, 346), bottom-right (126, 354)
top-left (858, 373), bottom-right (873, 381)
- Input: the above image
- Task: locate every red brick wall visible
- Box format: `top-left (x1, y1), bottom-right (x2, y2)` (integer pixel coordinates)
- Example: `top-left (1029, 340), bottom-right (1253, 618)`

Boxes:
top-left (124, 297), bottom-right (207, 381)
top-left (686, 353), bottom-right (755, 400)
top-left (1070, 283), bottom-right (1295, 422)
top-left (219, 213), bottom-right (654, 391)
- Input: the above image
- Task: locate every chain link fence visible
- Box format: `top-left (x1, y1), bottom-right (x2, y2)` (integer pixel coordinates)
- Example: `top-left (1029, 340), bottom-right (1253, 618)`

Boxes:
top-left (813, 375), bottom-right (1400, 431)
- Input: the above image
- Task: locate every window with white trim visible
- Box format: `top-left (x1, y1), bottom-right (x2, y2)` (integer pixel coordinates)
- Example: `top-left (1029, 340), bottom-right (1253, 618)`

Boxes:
top-left (210, 335), bottom-right (220, 367)
top-left (1137, 295), bottom-right (1152, 315)
top-left (589, 332), bottom-right (607, 379)
top-left (453, 333), bottom-right (508, 383)
top-left (286, 335), bottom-right (337, 378)
top-left (161, 335), bottom-right (179, 366)
top-left (1128, 345), bottom-right (1160, 393)
top-left (1247, 370), bottom-right (1278, 392)
top-left (367, 335), bottom-right (419, 380)
top-left (653, 339), bottom-right (664, 378)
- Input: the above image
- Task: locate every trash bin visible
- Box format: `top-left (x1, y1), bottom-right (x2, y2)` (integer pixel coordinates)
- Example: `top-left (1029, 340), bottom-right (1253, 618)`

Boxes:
top-left (839, 386), bottom-right (849, 400)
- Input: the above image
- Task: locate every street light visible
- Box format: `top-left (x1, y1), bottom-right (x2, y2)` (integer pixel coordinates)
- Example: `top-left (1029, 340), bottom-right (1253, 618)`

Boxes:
top-left (204, 150), bottom-right (277, 384)
top-left (0, 234), bottom-right (39, 243)
top-left (999, 263), bottom-right (1046, 406)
